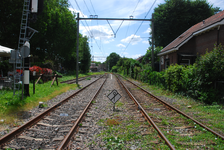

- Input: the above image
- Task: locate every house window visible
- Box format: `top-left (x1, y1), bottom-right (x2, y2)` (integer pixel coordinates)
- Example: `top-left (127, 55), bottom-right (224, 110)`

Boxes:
top-left (165, 59), bottom-right (170, 69)
top-left (161, 56), bottom-right (164, 65)
top-left (180, 59), bottom-right (190, 65)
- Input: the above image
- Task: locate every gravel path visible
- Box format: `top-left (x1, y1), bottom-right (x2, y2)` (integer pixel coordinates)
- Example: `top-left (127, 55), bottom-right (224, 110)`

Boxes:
top-left (70, 73), bottom-right (159, 149)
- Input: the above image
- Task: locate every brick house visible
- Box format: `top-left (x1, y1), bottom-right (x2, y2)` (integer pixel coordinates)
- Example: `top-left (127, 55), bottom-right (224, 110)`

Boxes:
top-left (158, 10), bottom-right (224, 71)
top-left (136, 55), bottom-right (144, 63)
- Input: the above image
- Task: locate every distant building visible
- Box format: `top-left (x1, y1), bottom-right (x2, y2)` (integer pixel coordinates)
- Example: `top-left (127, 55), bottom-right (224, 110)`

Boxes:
top-left (158, 10), bottom-right (224, 70)
top-left (136, 55), bottom-right (144, 63)
top-left (98, 63), bottom-right (106, 71)
top-left (90, 63), bottom-right (98, 72)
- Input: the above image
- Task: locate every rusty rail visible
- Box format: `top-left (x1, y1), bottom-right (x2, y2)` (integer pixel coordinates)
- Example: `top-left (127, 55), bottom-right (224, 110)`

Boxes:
top-left (0, 75), bottom-right (105, 147)
top-left (116, 75), bottom-right (176, 150)
top-left (118, 74), bottom-right (224, 140)
top-left (60, 75), bottom-right (93, 84)
top-left (57, 75), bottom-right (107, 149)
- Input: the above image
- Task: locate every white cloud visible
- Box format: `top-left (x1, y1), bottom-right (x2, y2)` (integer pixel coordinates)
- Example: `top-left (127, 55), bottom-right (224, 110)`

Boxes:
top-left (103, 39), bottom-right (114, 44)
top-left (121, 53), bottom-right (143, 59)
top-left (121, 34), bottom-right (142, 45)
top-left (142, 40), bottom-right (149, 44)
top-left (131, 54), bottom-right (143, 59)
top-left (117, 44), bottom-right (126, 48)
top-left (80, 25), bottom-right (115, 44)
top-left (144, 27), bottom-right (151, 34)
top-left (68, 8), bottom-right (88, 18)
top-left (122, 52), bottom-right (129, 55)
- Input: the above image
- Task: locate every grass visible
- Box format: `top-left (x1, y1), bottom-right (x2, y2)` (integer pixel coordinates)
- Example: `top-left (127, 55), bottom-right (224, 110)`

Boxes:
top-left (134, 81), bottom-right (224, 136)
top-left (116, 101), bottom-right (124, 107)
top-left (96, 116), bottom-right (169, 149)
top-left (119, 75), bottom-right (224, 148)
top-left (0, 72), bottom-right (105, 125)
top-left (86, 77), bottom-right (91, 80)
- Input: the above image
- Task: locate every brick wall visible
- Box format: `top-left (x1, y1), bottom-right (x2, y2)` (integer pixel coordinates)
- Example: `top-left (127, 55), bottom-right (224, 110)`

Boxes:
top-left (195, 28), bottom-right (218, 55)
top-left (219, 25), bottom-right (224, 45)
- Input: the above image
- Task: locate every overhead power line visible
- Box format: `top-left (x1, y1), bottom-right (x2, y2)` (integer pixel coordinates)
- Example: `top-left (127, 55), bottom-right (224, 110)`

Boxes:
top-left (72, 0), bottom-right (106, 56)
top-left (120, 0), bottom-right (157, 57)
top-left (83, 0), bottom-right (92, 15)
top-left (122, 0), bottom-right (142, 55)
top-left (89, 0), bottom-right (97, 15)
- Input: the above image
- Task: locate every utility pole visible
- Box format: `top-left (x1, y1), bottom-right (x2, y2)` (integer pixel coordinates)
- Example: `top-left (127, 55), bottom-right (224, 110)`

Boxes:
top-left (151, 13), bottom-right (155, 70)
top-left (76, 13), bottom-right (79, 84)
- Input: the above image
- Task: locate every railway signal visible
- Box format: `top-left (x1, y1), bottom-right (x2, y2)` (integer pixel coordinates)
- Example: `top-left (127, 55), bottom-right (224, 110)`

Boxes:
top-left (107, 89), bottom-right (122, 111)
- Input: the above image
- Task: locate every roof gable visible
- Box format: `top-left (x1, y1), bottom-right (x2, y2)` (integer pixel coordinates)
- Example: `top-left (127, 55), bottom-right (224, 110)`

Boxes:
top-left (158, 10), bottom-right (224, 56)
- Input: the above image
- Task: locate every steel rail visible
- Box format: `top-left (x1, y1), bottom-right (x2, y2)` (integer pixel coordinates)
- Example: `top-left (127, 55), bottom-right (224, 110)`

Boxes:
top-left (116, 75), bottom-right (176, 150)
top-left (60, 75), bottom-right (93, 83)
top-left (57, 75), bottom-right (108, 149)
top-left (0, 75), bottom-right (105, 147)
top-left (119, 74), bottom-right (224, 140)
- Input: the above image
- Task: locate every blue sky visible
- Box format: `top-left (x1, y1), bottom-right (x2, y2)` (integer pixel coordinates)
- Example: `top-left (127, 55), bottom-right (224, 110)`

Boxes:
top-left (68, 0), bottom-right (224, 62)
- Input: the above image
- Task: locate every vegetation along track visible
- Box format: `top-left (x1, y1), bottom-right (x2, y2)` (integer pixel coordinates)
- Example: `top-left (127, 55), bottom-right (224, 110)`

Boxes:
top-left (0, 74), bottom-right (107, 149)
top-left (116, 74), bottom-right (224, 149)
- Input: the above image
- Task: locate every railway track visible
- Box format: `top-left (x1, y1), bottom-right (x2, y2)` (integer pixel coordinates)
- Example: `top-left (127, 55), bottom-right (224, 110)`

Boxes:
top-left (116, 74), bottom-right (224, 149)
top-left (60, 75), bottom-right (95, 84)
top-left (0, 75), bottom-right (107, 149)
top-left (1, 73), bottom-right (223, 149)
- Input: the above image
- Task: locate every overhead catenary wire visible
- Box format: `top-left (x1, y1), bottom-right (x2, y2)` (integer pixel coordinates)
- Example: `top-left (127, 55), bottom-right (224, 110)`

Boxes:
top-left (72, 0), bottom-right (106, 57)
top-left (120, 0), bottom-right (157, 57)
top-left (132, 0), bottom-right (141, 15)
top-left (89, 0), bottom-right (97, 15)
top-left (107, 20), bottom-right (124, 38)
top-left (120, 0), bottom-right (142, 55)
top-left (88, 0), bottom-right (105, 58)
top-left (83, 0), bottom-right (92, 15)
top-left (83, 0), bottom-right (106, 57)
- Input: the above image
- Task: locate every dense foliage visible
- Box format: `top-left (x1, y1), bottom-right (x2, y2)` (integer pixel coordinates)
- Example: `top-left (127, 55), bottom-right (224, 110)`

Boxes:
top-left (142, 46), bottom-right (163, 65)
top-left (0, 0), bottom-right (91, 73)
top-left (113, 44), bottom-right (224, 104)
top-left (105, 52), bottom-right (121, 71)
top-left (0, 60), bottom-right (13, 76)
top-left (153, 0), bottom-right (221, 47)
top-left (0, 0), bottom-right (23, 48)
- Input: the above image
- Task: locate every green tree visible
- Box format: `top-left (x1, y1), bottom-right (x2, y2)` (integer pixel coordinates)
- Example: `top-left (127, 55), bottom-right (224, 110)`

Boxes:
top-left (0, 0), bottom-right (23, 48)
top-left (106, 52), bottom-right (121, 71)
top-left (153, 0), bottom-right (220, 47)
top-left (142, 46), bottom-right (163, 65)
top-left (93, 61), bottom-right (102, 66)
top-left (79, 35), bottom-right (91, 73)
top-left (30, 0), bottom-right (77, 63)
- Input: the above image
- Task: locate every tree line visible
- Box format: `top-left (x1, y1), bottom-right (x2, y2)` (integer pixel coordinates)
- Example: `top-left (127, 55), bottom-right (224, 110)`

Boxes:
top-left (108, 0), bottom-right (223, 103)
top-left (0, 0), bottom-right (91, 74)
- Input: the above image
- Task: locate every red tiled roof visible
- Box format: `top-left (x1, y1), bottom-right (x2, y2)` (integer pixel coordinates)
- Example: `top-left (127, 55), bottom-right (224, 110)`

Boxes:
top-left (159, 10), bottom-right (224, 54)
top-left (136, 55), bottom-right (144, 61)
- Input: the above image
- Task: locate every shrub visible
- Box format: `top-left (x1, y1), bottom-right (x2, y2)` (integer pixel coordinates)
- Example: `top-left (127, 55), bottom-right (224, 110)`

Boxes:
top-left (163, 64), bottom-right (186, 92)
top-left (191, 44), bottom-right (224, 103)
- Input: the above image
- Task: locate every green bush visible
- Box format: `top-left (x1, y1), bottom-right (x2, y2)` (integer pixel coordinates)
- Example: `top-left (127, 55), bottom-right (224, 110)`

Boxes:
top-left (163, 64), bottom-right (186, 92)
top-left (191, 44), bottom-right (224, 103)
top-left (111, 66), bottom-right (118, 73)
top-left (115, 44), bottom-right (224, 104)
